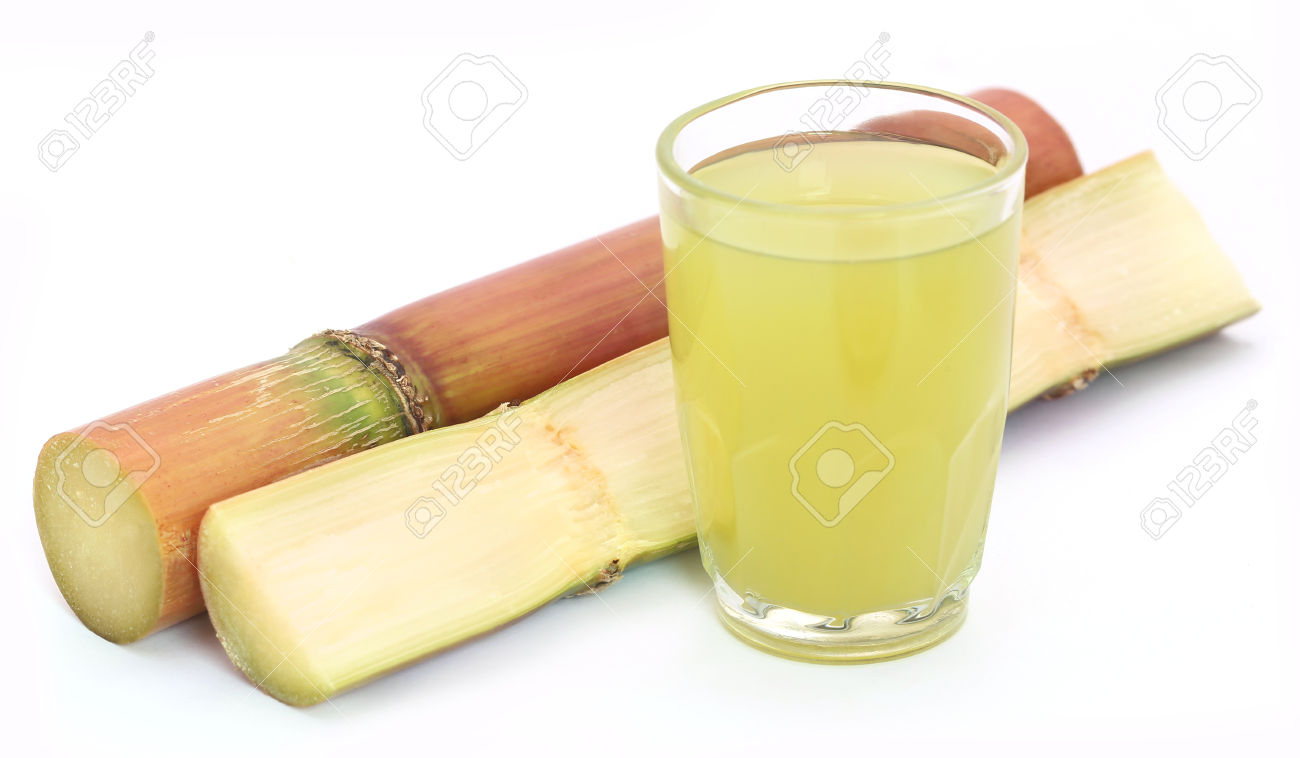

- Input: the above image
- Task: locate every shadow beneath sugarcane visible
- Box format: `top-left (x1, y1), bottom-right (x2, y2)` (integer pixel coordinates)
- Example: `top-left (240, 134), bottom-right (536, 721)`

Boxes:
top-left (1003, 331), bottom-right (1258, 447)
top-left (298, 547), bottom-right (712, 717)
top-left (119, 613), bottom-right (334, 719)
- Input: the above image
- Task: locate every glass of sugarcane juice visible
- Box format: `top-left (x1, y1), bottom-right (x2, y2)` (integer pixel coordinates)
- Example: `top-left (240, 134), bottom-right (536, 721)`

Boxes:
top-left (657, 82), bottom-right (1027, 661)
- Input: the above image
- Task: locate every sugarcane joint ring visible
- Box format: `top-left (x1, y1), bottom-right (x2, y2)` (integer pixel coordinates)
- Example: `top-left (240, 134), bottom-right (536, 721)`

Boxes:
top-left (317, 329), bottom-right (434, 434)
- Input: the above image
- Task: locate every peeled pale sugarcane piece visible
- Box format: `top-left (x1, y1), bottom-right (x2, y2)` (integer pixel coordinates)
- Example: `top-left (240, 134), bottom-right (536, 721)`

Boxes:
top-left (32, 87), bottom-right (1080, 644)
top-left (201, 341), bottom-right (693, 705)
top-left (1010, 151), bottom-right (1259, 405)
top-left (200, 151), bottom-right (1258, 705)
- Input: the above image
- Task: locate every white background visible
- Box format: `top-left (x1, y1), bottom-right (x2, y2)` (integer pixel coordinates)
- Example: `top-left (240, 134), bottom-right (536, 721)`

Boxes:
top-left (1, 1), bottom-right (1296, 754)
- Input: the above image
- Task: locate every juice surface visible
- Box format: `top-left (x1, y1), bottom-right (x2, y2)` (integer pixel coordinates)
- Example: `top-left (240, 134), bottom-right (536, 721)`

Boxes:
top-left (662, 135), bottom-right (1019, 619)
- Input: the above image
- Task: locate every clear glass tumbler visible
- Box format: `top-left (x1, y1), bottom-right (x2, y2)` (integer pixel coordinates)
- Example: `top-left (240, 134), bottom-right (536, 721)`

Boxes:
top-left (657, 81), bottom-right (1027, 661)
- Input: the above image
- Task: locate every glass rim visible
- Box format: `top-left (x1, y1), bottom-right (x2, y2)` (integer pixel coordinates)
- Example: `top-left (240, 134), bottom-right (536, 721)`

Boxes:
top-left (655, 80), bottom-right (1030, 218)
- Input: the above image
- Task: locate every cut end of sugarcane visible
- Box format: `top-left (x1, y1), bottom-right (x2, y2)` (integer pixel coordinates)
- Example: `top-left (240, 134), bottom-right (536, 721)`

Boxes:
top-left (199, 506), bottom-right (332, 706)
top-left (1010, 150), bottom-right (1260, 409)
top-left (33, 433), bottom-right (164, 643)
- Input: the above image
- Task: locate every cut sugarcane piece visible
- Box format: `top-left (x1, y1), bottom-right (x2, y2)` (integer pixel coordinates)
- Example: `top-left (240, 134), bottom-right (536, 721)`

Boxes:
top-left (200, 152), bottom-right (1258, 705)
top-left (33, 336), bottom-right (412, 643)
top-left (200, 340), bottom-right (693, 705)
top-left (1010, 151), bottom-right (1259, 407)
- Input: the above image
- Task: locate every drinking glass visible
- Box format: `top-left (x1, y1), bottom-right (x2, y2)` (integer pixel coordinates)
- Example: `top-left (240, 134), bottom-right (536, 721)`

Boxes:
top-left (656, 81), bottom-right (1027, 661)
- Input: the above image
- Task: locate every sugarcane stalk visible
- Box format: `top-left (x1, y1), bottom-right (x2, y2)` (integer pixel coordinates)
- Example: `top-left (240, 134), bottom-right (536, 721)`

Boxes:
top-left (33, 88), bottom-right (1081, 643)
top-left (199, 151), bottom-right (1259, 705)
top-left (33, 217), bottom-right (665, 643)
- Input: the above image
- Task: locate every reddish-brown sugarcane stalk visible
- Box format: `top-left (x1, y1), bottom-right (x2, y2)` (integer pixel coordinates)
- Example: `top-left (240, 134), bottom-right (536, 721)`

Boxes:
top-left (32, 220), bottom-right (667, 644)
top-left (33, 89), bottom-right (1084, 643)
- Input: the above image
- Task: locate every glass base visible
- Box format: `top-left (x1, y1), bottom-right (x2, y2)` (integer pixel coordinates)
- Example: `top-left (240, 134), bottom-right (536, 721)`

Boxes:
top-left (713, 576), bottom-right (969, 663)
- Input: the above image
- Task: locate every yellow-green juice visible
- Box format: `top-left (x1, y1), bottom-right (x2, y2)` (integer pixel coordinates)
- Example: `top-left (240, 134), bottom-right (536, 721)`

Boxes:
top-left (661, 135), bottom-right (1020, 628)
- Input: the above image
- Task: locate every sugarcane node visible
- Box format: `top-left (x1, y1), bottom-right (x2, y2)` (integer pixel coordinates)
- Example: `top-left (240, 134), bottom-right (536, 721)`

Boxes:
top-left (574, 558), bottom-right (625, 595)
top-left (1040, 369), bottom-right (1100, 400)
top-left (317, 329), bottom-right (433, 434)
